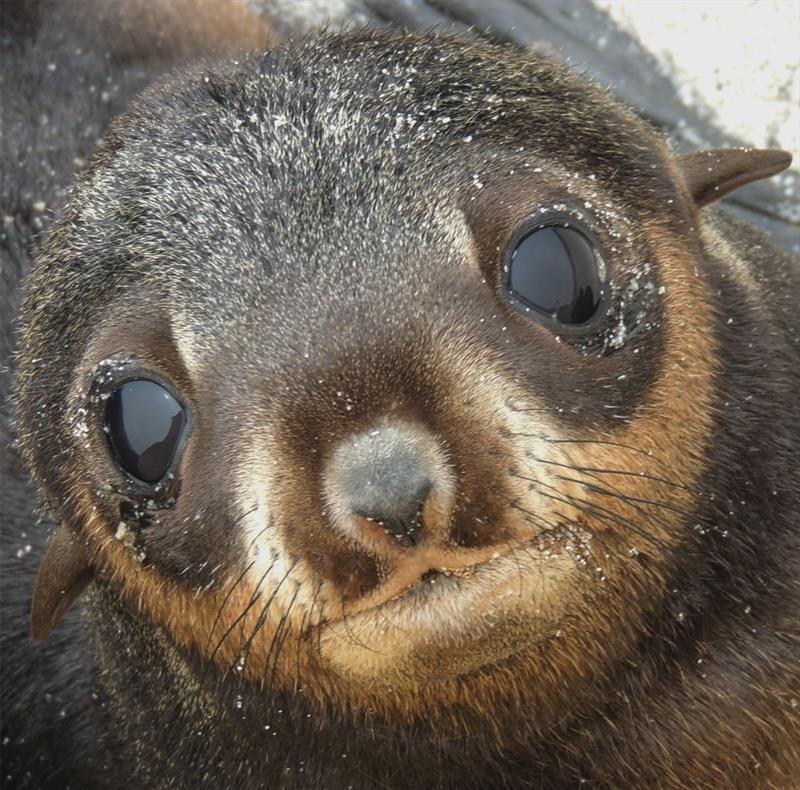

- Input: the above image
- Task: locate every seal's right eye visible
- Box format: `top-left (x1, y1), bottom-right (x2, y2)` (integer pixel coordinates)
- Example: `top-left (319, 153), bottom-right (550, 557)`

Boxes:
top-left (105, 380), bottom-right (186, 485)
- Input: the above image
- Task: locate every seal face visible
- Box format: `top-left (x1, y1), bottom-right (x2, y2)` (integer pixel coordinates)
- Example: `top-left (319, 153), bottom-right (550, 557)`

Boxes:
top-left (12, 27), bottom-right (799, 790)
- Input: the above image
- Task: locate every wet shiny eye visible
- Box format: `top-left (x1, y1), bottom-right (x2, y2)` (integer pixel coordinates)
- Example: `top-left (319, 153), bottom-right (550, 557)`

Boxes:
top-left (506, 224), bottom-right (605, 325)
top-left (105, 379), bottom-right (186, 484)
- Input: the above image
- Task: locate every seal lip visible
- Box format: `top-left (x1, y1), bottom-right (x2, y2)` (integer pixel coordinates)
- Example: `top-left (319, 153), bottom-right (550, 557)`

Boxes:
top-left (315, 537), bottom-right (576, 682)
top-left (319, 534), bottom-right (571, 632)
top-left (500, 212), bottom-right (611, 336)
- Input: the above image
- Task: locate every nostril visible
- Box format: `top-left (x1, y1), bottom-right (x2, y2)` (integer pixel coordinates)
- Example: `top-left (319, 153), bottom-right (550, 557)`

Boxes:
top-left (357, 480), bottom-right (430, 547)
top-left (376, 514), bottom-right (424, 547)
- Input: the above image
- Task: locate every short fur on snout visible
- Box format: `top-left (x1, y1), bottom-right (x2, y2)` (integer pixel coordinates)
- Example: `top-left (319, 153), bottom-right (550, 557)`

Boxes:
top-left (8, 21), bottom-right (800, 790)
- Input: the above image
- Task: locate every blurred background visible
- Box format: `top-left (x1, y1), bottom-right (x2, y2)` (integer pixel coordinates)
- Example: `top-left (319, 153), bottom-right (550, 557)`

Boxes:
top-left (598, 1), bottom-right (798, 174)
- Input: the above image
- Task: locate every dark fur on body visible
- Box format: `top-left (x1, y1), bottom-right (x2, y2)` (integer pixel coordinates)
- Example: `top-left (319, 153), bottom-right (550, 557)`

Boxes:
top-left (2, 2), bottom-right (799, 789)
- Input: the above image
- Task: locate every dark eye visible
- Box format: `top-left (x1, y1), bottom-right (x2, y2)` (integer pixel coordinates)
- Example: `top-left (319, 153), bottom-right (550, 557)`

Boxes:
top-left (105, 379), bottom-right (186, 484)
top-left (506, 224), bottom-right (605, 325)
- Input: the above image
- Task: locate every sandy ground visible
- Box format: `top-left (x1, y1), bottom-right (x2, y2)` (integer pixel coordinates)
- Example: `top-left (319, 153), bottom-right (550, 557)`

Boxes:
top-left (597, 0), bottom-right (800, 173)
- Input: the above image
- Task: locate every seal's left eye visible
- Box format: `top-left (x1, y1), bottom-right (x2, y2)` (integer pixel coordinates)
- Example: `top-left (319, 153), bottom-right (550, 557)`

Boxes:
top-left (506, 224), bottom-right (604, 325)
top-left (105, 380), bottom-right (186, 484)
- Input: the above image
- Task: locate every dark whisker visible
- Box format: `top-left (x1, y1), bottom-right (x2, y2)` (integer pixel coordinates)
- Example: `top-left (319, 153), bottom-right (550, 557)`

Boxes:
top-left (541, 436), bottom-right (659, 459)
top-left (235, 561), bottom-right (296, 675)
top-left (514, 470), bottom-right (669, 553)
top-left (295, 582), bottom-right (323, 689)
top-left (201, 502), bottom-right (263, 652)
top-left (204, 560), bottom-right (256, 656)
top-left (502, 492), bottom-right (621, 572)
top-left (553, 474), bottom-right (699, 520)
top-left (527, 455), bottom-right (705, 498)
top-left (208, 563), bottom-right (274, 667)
top-left (263, 582), bottom-right (301, 693)
top-left (335, 589), bottom-right (383, 652)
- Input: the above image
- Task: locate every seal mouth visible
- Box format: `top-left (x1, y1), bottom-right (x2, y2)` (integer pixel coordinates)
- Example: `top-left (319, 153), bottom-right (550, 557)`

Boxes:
top-left (319, 539), bottom-right (577, 658)
top-left (314, 536), bottom-right (577, 685)
top-left (324, 539), bottom-right (537, 623)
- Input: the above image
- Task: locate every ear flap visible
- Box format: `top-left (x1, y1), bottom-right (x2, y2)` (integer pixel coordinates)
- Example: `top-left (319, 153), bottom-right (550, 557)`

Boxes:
top-left (31, 523), bottom-right (95, 641)
top-left (678, 148), bottom-right (791, 208)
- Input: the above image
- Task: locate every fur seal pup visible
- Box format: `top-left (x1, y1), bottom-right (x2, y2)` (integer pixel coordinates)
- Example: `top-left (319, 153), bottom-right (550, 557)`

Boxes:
top-left (3, 3), bottom-right (799, 789)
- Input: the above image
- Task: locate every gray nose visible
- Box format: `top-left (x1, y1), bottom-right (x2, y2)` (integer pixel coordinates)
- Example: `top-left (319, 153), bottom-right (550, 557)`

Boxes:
top-left (332, 425), bottom-right (434, 546)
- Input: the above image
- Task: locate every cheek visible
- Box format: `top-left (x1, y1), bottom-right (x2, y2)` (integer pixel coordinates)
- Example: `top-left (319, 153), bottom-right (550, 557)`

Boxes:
top-left (556, 235), bottom-right (718, 562)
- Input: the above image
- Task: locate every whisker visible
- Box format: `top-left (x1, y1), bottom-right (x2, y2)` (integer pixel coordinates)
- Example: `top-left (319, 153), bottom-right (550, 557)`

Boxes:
top-left (296, 582), bottom-right (324, 689)
top-left (514, 470), bottom-right (669, 553)
top-left (335, 589), bottom-right (382, 652)
top-left (308, 598), bottom-right (327, 680)
top-left (202, 502), bottom-right (263, 653)
top-left (263, 581), bottom-right (301, 693)
top-left (553, 474), bottom-right (699, 520)
top-left (207, 563), bottom-right (274, 667)
top-left (541, 436), bottom-right (658, 459)
top-left (543, 462), bottom-right (686, 537)
top-left (527, 455), bottom-right (706, 498)
top-left (503, 492), bottom-right (620, 571)
top-left (235, 561), bottom-right (295, 675)
top-left (204, 560), bottom-right (256, 656)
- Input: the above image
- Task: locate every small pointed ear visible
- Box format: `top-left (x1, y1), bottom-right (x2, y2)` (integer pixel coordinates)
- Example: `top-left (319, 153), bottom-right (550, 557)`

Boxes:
top-left (31, 523), bottom-right (95, 641)
top-left (678, 148), bottom-right (791, 208)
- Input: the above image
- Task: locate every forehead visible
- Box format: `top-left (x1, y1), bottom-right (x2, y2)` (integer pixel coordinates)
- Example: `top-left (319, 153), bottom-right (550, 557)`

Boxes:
top-left (77, 33), bottom-right (678, 355)
top-left (95, 31), bottom-right (671, 229)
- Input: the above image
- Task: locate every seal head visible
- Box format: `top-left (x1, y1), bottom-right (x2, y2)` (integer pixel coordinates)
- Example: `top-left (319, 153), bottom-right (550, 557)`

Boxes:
top-left (15, 29), bottom-right (799, 789)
